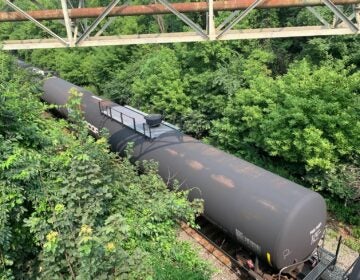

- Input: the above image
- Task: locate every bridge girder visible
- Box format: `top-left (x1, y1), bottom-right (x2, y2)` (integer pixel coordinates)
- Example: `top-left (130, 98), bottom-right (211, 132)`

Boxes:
top-left (1, 0), bottom-right (360, 21)
top-left (0, 0), bottom-right (359, 50)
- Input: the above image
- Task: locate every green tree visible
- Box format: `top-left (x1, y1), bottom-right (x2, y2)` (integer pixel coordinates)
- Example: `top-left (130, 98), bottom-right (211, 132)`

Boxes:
top-left (131, 47), bottom-right (190, 122)
top-left (211, 59), bottom-right (360, 204)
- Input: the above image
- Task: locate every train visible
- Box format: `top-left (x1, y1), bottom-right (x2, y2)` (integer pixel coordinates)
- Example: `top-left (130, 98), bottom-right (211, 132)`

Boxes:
top-left (17, 60), bottom-right (359, 279)
top-left (42, 76), bottom-right (326, 270)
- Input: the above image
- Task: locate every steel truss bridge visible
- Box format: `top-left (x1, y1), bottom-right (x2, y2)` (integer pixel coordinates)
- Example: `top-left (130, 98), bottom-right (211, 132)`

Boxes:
top-left (0, 0), bottom-right (359, 50)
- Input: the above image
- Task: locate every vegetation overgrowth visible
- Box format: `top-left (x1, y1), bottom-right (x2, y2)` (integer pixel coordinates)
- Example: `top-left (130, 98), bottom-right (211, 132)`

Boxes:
top-left (0, 53), bottom-right (210, 279)
top-left (0, 0), bottom-right (359, 265)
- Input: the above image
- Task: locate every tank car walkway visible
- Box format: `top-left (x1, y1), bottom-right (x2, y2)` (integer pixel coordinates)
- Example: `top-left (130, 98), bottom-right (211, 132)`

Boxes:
top-left (303, 247), bottom-right (337, 280)
top-left (101, 105), bottom-right (177, 139)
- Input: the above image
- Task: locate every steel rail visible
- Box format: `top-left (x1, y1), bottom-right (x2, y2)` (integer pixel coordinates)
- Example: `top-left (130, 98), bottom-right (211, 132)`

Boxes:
top-left (0, 0), bottom-right (360, 22)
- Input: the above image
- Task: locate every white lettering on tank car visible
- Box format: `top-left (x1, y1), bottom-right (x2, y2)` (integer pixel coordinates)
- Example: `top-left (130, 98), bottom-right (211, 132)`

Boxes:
top-left (309, 222), bottom-right (322, 245)
top-left (283, 248), bottom-right (291, 259)
top-left (85, 121), bottom-right (99, 135)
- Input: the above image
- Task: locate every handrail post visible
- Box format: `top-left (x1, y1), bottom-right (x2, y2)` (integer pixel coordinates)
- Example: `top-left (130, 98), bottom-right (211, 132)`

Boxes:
top-left (120, 112), bottom-right (123, 124)
top-left (109, 106), bottom-right (112, 119)
top-left (149, 126), bottom-right (152, 139)
top-left (333, 236), bottom-right (342, 266)
top-left (98, 101), bottom-right (101, 113)
top-left (133, 118), bottom-right (136, 131)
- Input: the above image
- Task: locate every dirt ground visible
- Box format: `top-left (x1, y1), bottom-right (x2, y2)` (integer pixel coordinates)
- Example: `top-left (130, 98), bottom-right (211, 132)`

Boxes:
top-left (178, 230), bottom-right (240, 280)
top-left (321, 231), bottom-right (359, 280)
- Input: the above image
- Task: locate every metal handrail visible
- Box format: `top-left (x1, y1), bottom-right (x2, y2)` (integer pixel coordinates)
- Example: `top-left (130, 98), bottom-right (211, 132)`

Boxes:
top-left (110, 106), bottom-right (137, 131)
top-left (142, 123), bottom-right (153, 139)
top-left (99, 101), bottom-right (153, 138)
top-left (332, 236), bottom-right (342, 269)
top-left (98, 100), bottom-right (105, 112)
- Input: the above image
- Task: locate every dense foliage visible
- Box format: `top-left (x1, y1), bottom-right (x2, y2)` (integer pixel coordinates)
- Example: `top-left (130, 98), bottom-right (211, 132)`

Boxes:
top-left (1, 0), bottom-right (359, 255)
top-left (0, 53), bottom-right (210, 279)
top-left (211, 60), bottom-right (360, 204)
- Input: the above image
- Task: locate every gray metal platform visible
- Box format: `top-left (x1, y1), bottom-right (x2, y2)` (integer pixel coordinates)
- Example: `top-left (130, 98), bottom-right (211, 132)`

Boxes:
top-left (303, 247), bottom-right (337, 280)
top-left (101, 105), bottom-right (178, 138)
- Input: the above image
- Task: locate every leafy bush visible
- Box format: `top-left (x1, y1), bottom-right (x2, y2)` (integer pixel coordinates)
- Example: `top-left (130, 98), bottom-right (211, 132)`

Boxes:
top-left (210, 60), bottom-right (360, 215)
top-left (0, 54), bottom-right (209, 279)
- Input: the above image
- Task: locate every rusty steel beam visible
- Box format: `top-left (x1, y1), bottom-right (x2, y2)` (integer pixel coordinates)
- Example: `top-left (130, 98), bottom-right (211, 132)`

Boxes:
top-left (0, 0), bottom-right (359, 22)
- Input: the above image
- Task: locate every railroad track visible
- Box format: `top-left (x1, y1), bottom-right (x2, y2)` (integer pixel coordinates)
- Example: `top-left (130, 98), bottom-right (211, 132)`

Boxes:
top-left (181, 217), bottom-right (296, 280)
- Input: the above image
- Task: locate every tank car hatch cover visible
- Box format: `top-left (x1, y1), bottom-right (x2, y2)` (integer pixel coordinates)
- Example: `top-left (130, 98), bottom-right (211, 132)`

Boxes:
top-left (144, 114), bottom-right (162, 127)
